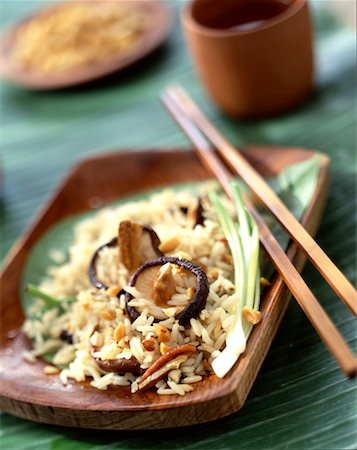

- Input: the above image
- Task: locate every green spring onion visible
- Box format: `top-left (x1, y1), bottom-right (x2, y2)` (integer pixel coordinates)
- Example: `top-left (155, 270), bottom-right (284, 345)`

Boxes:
top-left (209, 181), bottom-right (261, 378)
top-left (26, 284), bottom-right (74, 311)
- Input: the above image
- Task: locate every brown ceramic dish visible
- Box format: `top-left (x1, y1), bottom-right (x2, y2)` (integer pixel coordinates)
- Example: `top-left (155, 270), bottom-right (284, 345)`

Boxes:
top-left (0, 147), bottom-right (329, 429)
top-left (0, 0), bottom-right (171, 90)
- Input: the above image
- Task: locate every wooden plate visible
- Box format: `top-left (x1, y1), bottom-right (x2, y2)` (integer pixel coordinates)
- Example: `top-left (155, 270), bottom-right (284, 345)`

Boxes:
top-left (0, 147), bottom-right (329, 429)
top-left (0, 0), bottom-right (171, 89)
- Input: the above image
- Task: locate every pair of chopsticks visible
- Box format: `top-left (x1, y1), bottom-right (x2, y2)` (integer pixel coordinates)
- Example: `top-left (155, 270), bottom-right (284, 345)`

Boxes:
top-left (161, 85), bottom-right (357, 378)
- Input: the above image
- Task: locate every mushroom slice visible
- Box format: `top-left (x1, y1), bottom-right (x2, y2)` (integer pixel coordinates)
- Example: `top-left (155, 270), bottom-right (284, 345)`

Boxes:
top-left (93, 354), bottom-right (142, 374)
top-left (88, 222), bottom-right (162, 290)
top-left (90, 337), bottom-right (141, 374)
top-left (125, 256), bottom-right (209, 326)
top-left (88, 237), bottom-right (119, 290)
top-left (181, 198), bottom-right (205, 228)
top-left (188, 197), bottom-right (205, 227)
top-left (119, 221), bottom-right (162, 273)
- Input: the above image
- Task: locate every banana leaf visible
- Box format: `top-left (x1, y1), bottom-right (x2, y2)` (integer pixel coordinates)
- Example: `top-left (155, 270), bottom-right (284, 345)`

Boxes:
top-left (1, 0), bottom-right (355, 448)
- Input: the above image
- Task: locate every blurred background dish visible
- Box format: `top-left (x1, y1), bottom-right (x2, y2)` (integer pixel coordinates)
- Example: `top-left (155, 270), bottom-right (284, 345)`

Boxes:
top-left (0, 0), bottom-right (172, 89)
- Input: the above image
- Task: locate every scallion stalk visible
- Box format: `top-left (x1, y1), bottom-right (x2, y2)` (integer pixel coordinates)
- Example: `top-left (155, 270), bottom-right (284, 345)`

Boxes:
top-left (26, 284), bottom-right (73, 311)
top-left (209, 182), bottom-right (261, 378)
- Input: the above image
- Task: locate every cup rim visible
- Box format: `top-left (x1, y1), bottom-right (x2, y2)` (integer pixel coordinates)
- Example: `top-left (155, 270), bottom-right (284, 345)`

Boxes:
top-left (182, 0), bottom-right (308, 36)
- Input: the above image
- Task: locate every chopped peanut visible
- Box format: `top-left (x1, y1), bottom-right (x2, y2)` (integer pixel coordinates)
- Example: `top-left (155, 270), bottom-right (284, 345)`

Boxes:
top-left (90, 331), bottom-right (104, 347)
top-left (106, 285), bottom-right (121, 297)
top-left (101, 308), bottom-right (116, 321)
top-left (141, 336), bottom-right (156, 352)
top-left (81, 300), bottom-right (90, 310)
top-left (160, 342), bottom-right (171, 355)
top-left (113, 322), bottom-right (125, 342)
top-left (159, 236), bottom-right (180, 253)
top-left (153, 323), bottom-right (171, 343)
top-left (44, 365), bottom-right (60, 375)
top-left (186, 287), bottom-right (196, 300)
top-left (208, 270), bottom-right (220, 283)
top-left (118, 338), bottom-right (127, 349)
top-left (242, 306), bottom-right (262, 325)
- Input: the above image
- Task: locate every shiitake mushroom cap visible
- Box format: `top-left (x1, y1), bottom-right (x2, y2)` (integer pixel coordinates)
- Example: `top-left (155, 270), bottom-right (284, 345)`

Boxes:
top-left (125, 256), bottom-right (209, 326)
top-left (88, 225), bottom-right (163, 291)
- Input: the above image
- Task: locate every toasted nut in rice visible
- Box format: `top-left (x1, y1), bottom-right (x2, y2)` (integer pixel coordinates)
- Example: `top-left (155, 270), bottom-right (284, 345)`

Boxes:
top-left (141, 336), bottom-right (156, 352)
top-left (106, 285), bottom-right (122, 297)
top-left (153, 323), bottom-right (171, 343)
top-left (101, 308), bottom-right (116, 321)
top-left (159, 236), bottom-right (180, 253)
top-left (90, 331), bottom-right (104, 347)
top-left (160, 342), bottom-right (171, 355)
top-left (187, 287), bottom-right (196, 300)
top-left (113, 322), bottom-right (125, 342)
top-left (242, 306), bottom-right (262, 325)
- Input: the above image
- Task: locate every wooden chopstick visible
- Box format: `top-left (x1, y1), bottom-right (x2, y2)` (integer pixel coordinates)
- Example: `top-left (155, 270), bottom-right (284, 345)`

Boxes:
top-left (164, 86), bottom-right (357, 318)
top-left (161, 90), bottom-right (357, 378)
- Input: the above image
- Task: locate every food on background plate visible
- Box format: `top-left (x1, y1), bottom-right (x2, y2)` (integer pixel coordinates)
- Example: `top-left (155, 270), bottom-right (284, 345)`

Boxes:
top-left (23, 183), bottom-right (262, 395)
top-left (11, 2), bottom-right (151, 73)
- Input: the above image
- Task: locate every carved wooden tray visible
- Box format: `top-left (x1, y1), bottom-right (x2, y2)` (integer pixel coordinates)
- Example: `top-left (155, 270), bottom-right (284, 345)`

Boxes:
top-left (0, 147), bottom-right (329, 429)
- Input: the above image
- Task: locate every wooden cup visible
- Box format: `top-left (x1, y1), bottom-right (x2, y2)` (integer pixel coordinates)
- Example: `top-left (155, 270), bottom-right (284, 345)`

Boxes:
top-left (182, 0), bottom-right (314, 119)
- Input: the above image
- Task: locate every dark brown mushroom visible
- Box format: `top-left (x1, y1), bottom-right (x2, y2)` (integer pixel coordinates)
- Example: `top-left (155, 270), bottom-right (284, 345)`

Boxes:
top-left (181, 198), bottom-right (205, 227)
top-left (93, 353), bottom-right (142, 374)
top-left (88, 223), bottom-right (162, 291)
top-left (59, 329), bottom-right (73, 344)
top-left (90, 339), bottom-right (142, 374)
top-left (191, 197), bottom-right (205, 227)
top-left (88, 237), bottom-right (118, 290)
top-left (125, 256), bottom-right (209, 326)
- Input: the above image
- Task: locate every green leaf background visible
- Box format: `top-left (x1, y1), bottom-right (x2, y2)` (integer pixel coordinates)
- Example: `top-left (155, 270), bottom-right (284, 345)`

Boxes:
top-left (1, 0), bottom-right (356, 449)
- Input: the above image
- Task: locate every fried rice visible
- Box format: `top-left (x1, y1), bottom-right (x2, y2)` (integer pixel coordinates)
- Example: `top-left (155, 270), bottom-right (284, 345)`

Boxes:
top-left (23, 187), bottom-right (241, 395)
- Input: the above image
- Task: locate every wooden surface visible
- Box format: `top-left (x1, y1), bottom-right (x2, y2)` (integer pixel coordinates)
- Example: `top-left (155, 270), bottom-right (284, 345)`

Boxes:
top-left (0, 146), bottom-right (329, 429)
top-left (0, 0), bottom-right (356, 447)
top-left (0, 0), bottom-right (172, 89)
